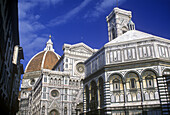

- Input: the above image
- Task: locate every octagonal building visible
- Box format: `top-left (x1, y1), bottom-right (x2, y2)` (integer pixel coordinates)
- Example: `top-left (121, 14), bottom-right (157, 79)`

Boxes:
top-left (83, 7), bottom-right (170, 115)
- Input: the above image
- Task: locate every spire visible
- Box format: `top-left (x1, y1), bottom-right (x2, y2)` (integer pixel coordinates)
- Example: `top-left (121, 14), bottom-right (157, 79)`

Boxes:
top-left (44, 35), bottom-right (54, 52)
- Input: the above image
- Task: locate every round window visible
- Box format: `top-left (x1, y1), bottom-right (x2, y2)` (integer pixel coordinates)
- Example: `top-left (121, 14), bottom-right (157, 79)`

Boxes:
top-left (30, 79), bottom-right (35, 85)
top-left (76, 62), bottom-right (85, 73)
top-left (51, 90), bottom-right (59, 97)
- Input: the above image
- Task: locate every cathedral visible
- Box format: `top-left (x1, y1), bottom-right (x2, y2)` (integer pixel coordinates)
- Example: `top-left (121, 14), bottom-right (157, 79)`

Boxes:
top-left (18, 7), bottom-right (170, 115)
top-left (18, 36), bottom-right (97, 115)
top-left (83, 7), bottom-right (170, 115)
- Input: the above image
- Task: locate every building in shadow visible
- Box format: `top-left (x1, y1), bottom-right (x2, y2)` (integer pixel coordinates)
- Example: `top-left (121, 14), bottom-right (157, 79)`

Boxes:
top-left (0, 0), bottom-right (24, 115)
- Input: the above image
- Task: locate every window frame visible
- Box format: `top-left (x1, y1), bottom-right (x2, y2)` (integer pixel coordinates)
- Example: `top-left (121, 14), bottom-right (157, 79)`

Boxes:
top-left (112, 78), bottom-right (120, 91)
top-left (146, 76), bottom-right (154, 88)
top-left (130, 78), bottom-right (136, 89)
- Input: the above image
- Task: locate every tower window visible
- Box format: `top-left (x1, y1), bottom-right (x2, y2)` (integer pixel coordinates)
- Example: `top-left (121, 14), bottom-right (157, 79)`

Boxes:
top-left (112, 28), bottom-right (116, 39)
top-left (65, 58), bottom-right (68, 62)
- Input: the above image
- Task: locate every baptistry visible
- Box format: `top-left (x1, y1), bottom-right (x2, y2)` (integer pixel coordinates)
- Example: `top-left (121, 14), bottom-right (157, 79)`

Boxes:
top-left (83, 7), bottom-right (170, 115)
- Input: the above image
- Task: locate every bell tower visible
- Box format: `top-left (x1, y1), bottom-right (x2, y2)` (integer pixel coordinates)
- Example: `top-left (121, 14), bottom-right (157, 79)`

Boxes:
top-left (106, 7), bottom-right (135, 41)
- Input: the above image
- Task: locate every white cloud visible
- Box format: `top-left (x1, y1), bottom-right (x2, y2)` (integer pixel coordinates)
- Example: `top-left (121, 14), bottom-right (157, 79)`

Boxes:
top-left (48, 0), bottom-right (92, 26)
top-left (84, 0), bottom-right (126, 19)
top-left (18, 0), bottom-right (91, 65)
top-left (18, 0), bottom-right (61, 64)
top-left (19, 20), bottom-right (47, 62)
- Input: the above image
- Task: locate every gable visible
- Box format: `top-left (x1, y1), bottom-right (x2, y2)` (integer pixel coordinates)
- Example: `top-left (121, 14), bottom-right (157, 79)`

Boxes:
top-left (69, 42), bottom-right (95, 54)
top-left (70, 46), bottom-right (93, 54)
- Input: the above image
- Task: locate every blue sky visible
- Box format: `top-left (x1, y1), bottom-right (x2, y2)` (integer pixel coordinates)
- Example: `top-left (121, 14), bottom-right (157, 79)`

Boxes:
top-left (18, 0), bottom-right (170, 71)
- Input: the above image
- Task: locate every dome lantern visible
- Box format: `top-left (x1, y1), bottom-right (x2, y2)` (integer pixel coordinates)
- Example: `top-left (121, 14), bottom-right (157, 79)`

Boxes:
top-left (44, 35), bottom-right (54, 52)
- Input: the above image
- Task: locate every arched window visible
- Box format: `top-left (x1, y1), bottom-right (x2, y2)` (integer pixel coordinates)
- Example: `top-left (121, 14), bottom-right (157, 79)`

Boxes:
top-left (128, 93), bottom-right (132, 101)
top-left (120, 94), bottom-right (124, 102)
top-left (126, 72), bottom-right (139, 89)
top-left (130, 78), bottom-right (136, 89)
top-left (116, 95), bottom-right (120, 102)
top-left (58, 79), bottom-right (61, 85)
top-left (109, 74), bottom-right (123, 92)
top-left (142, 70), bottom-right (157, 89)
top-left (146, 76), bottom-right (154, 88)
top-left (73, 80), bottom-right (75, 86)
top-left (111, 95), bottom-right (115, 103)
top-left (145, 92), bottom-right (149, 100)
top-left (113, 78), bottom-right (120, 90)
top-left (137, 93), bottom-right (141, 101)
top-left (132, 93), bottom-right (137, 101)
top-left (54, 78), bottom-right (57, 84)
top-left (155, 92), bottom-right (159, 99)
top-left (150, 92), bottom-right (154, 100)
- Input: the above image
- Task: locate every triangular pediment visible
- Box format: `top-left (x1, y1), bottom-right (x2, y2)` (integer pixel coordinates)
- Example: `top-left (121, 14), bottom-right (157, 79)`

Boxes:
top-left (70, 46), bottom-right (91, 53)
top-left (70, 43), bottom-right (94, 54)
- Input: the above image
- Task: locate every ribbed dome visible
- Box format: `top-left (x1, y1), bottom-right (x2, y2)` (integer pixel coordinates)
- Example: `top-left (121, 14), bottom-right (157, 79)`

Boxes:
top-left (24, 36), bottom-right (60, 74)
top-left (25, 50), bottom-right (60, 73)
